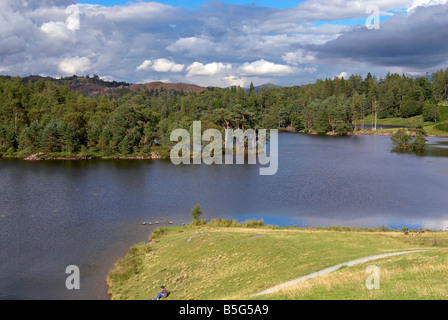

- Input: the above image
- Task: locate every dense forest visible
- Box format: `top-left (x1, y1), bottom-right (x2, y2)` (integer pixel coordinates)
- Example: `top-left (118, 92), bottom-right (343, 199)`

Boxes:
top-left (0, 67), bottom-right (447, 158)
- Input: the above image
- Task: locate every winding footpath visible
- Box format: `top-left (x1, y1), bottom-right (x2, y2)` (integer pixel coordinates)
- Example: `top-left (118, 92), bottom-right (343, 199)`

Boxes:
top-left (253, 250), bottom-right (429, 297)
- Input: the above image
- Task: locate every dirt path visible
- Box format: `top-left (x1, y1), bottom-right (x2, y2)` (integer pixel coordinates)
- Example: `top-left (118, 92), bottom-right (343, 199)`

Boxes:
top-left (253, 250), bottom-right (429, 297)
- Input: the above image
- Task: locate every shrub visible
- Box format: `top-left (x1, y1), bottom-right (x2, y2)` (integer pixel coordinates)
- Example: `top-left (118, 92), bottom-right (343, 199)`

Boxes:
top-left (334, 123), bottom-right (353, 136)
top-left (391, 128), bottom-right (426, 151)
top-left (391, 129), bottom-right (413, 150)
top-left (190, 204), bottom-right (206, 226)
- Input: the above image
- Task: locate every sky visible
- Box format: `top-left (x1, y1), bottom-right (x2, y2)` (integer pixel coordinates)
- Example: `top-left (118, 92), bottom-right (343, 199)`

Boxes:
top-left (1, 0), bottom-right (448, 87)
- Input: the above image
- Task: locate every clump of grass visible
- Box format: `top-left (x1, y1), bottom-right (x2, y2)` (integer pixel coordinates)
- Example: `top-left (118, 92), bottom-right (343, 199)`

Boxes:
top-left (241, 219), bottom-right (264, 228)
top-left (149, 227), bottom-right (168, 240)
top-left (205, 218), bottom-right (265, 228)
top-left (107, 243), bottom-right (151, 284)
top-left (208, 218), bottom-right (241, 228)
top-left (402, 234), bottom-right (448, 248)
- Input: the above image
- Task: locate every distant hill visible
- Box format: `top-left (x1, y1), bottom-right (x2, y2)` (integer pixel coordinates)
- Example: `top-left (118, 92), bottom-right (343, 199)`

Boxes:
top-left (4, 75), bottom-right (208, 96)
top-left (3, 75), bottom-right (300, 96)
top-left (17, 75), bottom-right (131, 95)
top-left (253, 83), bottom-right (282, 92)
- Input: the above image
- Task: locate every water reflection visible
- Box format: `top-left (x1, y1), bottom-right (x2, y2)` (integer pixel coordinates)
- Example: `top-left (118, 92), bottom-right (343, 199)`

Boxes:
top-left (235, 213), bottom-right (448, 231)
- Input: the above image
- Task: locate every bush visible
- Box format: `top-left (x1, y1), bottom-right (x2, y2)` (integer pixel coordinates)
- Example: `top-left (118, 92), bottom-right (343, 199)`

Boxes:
top-left (334, 123), bottom-right (353, 136)
top-left (391, 129), bottom-right (412, 150)
top-left (391, 128), bottom-right (426, 151)
top-left (411, 133), bottom-right (426, 151)
top-left (190, 204), bottom-right (206, 226)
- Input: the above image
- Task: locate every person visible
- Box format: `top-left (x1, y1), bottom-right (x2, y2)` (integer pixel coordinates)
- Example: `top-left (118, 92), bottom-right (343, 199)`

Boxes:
top-left (152, 286), bottom-right (168, 300)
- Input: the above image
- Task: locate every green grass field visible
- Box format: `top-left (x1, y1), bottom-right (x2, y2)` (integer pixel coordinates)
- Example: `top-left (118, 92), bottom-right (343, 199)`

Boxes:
top-left (107, 225), bottom-right (448, 300)
top-left (363, 114), bottom-right (423, 128)
top-left (358, 104), bottom-right (448, 137)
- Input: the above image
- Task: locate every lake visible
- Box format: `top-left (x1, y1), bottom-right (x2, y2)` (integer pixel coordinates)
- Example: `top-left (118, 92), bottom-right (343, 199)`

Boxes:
top-left (1, 133), bottom-right (448, 299)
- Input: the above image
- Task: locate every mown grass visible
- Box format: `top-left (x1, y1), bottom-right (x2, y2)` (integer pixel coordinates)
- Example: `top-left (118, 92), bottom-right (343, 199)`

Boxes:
top-left (107, 225), bottom-right (448, 300)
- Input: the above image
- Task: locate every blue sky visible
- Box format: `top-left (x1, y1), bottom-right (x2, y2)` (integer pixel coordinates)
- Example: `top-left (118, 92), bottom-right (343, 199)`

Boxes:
top-left (1, 0), bottom-right (448, 86)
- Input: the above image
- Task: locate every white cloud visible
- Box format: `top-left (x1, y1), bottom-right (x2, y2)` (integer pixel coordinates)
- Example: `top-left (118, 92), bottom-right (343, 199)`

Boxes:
top-left (407, 0), bottom-right (448, 13)
top-left (186, 62), bottom-right (232, 76)
top-left (137, 59), bottom-right (184, 72)
top-left (139, 79), bottom-right (170, 84)
top-left (152, 58), bottom-right (184, 72)
top-left (40, 21), bottom-right (71, 40)
top-left (136, 60), bottom-right (153, 71)
top-left (282, 49), bottom-right (317, 65)
top-left (336, 72), bottom-right (348, 79)
top-left (58, 56), bottom-right (92, 75)
top-left (166, 37), bottom-right (214, 54)
top-left (222, 75), bottom-right (248, 88)
top-left (239, 59), bottom-right (293, 76)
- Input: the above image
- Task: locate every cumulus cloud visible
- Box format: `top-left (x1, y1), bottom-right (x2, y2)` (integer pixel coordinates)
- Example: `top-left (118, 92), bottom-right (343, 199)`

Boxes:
top-left (239, 59), bottom-right (293, 76)
top-left (222, 75), bottom-right (248, 88)
top-left (336, 72), bottom-right (348, 79)
top-left (407, 0), bottom-right (448, 13)
top-left (137, 58), bottom-right (184, 72)
top-left (41, 21), bottom-right (72, 40)
top-left (186, 62), bottom-right (232, 76)
top-left (152, 59), bottom-right (184, 72)
top-left (136, 60), bottom-right (152, 72)
top-left (58, 56), bottom-right (92, 75)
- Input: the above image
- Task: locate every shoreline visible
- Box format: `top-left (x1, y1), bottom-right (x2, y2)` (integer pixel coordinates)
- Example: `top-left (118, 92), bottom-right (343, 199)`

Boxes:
top-left (2, 129), bottom-right (448, 161)
top-left (0, 151), bottom-right (165, 161)
top-left (287, 127), bottom-right (448, 137)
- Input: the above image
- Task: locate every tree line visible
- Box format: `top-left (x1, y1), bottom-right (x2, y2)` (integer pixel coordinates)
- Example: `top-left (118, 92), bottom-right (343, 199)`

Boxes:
top-left (0, 67), bottom-right (447, 157)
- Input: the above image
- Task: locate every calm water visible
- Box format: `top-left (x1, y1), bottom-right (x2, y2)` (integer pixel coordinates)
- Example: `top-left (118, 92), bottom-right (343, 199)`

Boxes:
top-left (1, 133), bottom-right (448, 300)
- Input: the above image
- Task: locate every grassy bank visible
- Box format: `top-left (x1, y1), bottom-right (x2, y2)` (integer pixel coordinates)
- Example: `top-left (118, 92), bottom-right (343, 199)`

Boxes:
top-left (107, 224), bottom-right (448, 300)
top-left (358, 104), bottom-right (448, 137)
top-left (363, 114), bottom-right (423, 128)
